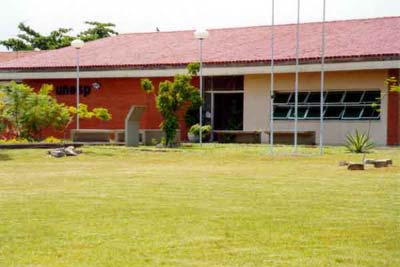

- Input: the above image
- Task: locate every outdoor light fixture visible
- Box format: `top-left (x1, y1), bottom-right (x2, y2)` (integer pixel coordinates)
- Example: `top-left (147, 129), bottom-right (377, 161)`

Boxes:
top-left (194, 28), bottom-right (209, 146)
top-left (71, 39), bottom-right (84, 49)
top-left (92, 82), bottom-right (101, 90)
top-left (194, 29), bottom-right (209, 40)
top-left (71, 39), bottom-right (84, 129)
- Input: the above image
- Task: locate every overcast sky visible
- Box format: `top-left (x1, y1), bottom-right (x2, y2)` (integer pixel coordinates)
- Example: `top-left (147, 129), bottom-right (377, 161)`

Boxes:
top-left (1, 0), bottom-right (399, 50)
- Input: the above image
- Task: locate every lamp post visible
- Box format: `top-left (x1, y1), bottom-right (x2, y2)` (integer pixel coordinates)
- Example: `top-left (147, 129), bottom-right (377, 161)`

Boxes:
top-left (270, 0), bottom-right (275, 155)
top-left (71, 39), bottom-right (84, 129)
top-left (194, 29), bottom-right (209, 146)
top-left (294, 0), bottom-right (301, 154)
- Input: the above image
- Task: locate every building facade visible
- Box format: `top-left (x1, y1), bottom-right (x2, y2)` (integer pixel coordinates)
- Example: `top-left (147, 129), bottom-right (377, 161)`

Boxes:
top-left (0, 17), bottom-right (399, 145)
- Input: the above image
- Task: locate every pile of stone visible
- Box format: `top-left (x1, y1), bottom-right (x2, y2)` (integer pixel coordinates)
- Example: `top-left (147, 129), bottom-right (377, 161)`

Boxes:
top-left (364, 159), bottom-right (393, 168)
top-left (339, 159), bottom-right (393, 171)
top-left (48, 146), bottom-right (82, 158)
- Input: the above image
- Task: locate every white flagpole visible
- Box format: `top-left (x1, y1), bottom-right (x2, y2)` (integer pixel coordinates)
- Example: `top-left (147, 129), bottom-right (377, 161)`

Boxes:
top-left (270, 0), bottom-right (275, 155)
top-left (319, 0), bottom-right (327, 155)
top-left (294, 0), bottom-right (300, 153)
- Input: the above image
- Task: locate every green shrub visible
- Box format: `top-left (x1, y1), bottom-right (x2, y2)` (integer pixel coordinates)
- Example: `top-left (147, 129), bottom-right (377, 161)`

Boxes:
top-left (346, 129), bottom-right (374, 153)
top-left (41, 136), bottom-right (61, 143)
top-left (141, 63), bottom-right (202, 147)
top-left (188, 124), bottom-right (212, 137)
top-left (0, 138), bottom-right (29, 144)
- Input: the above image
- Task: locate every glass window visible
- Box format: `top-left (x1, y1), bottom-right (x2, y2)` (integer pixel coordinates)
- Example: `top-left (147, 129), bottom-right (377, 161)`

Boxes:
top-left (288, 92), bottom-right (309, 103)
top-left (362, 91), bottom-right (381, 103)
top-left (361, 106), bottom-right (380, 119)
top-left (324, 106), bottom-right (344, 119)
top-left (274, 93), bottom-right (291, 104)
top-left (288, 107), bottom-right (308, 119)
top-left (307, 92), bottom-right (324, 103)
top-left (342, 106), bottom-right (364, 119)
top-left (205, 76), bottom-right (244, 91)
top-left (274, 106), bottom-right (290, 119)
top-left (306, 107), bottom-right (322, 119)
top-left (325, 92), bottom-right (344, 103)
top-left (273, 90), bottom-right (380, 121)
top-left (343, 91), bottom-right (363, 103)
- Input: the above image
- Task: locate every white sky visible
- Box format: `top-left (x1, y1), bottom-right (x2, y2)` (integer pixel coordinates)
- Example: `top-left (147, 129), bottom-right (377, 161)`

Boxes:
top-left (1, 0), bottom-right (399, 50)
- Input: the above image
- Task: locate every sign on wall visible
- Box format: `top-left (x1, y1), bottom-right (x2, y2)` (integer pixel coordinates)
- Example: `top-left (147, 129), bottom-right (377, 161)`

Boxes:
top-left (55, 82), bottom-right (101, 97)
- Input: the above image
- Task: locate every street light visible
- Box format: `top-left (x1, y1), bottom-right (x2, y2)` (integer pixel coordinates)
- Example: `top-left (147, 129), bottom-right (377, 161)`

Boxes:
top-left (194, 29), bottom-right (209, 146)
top-left (71, 39), bottom-right (84, 129)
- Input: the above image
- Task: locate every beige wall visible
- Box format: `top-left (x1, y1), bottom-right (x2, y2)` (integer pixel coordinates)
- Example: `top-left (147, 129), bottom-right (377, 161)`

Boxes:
top-left (244, 70), bottom-right (388, 145)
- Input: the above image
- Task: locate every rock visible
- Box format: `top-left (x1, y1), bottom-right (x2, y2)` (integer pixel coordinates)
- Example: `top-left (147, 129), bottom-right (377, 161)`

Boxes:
top-left (382, 159), bottom-right (393, 165)
top-left (50, 149), bottom-right (66, 158)
top-left (339, 160), bottom-right (349, 166)
top-left (364, 159), bottom-right (376, 165)
top-left (48, 146), bottom-right (81, 158)
top-left (374, 160), bottom-right (389, 168)
top-left (156, 143), bottom-right (164, 149)
top-left (347, 163), bottom-right (365, 171)
top-left (64, 146), bottom-right (78, 156)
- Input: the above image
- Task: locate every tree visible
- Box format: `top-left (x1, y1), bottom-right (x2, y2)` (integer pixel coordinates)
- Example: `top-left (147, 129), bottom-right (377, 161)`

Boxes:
top-left (141, 63), bottom-right (202, 146)
top-left (0, 82), bottom-right (111, 141)
top-left (0, 91), bottom-right (6, 134)
top-left (56, 103), bottom-right (112, 142)
top-left (0, 21), bottom-right (118, 51)
top-left (78, 21), bottom-right (118, 42)
top-left (0, 81), bottom-right (32, 137)
top-left (387, 77), bottom-right (400, 93)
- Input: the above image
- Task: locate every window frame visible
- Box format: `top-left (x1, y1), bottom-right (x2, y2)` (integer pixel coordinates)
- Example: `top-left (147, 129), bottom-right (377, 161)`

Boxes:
top-left (272, 89), bottom-right (381, 121)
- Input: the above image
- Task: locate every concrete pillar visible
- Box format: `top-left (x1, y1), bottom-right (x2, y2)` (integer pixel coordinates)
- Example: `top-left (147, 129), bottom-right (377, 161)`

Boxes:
top-left (125, 105), bottom-right (146, 147)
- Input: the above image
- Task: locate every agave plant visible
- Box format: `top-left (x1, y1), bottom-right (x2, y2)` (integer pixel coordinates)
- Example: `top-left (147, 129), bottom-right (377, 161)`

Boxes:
top-left (345, 129), bottom-right (374, 153)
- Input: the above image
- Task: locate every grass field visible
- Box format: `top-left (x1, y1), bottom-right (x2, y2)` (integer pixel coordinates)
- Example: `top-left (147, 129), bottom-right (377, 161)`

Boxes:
top-left (0, 145), bottom-right (399, 267)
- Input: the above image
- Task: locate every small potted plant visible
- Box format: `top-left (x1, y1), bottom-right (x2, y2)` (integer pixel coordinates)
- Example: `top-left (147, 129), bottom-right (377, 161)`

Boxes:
top-left (188, 124), bottom-right (212, 142)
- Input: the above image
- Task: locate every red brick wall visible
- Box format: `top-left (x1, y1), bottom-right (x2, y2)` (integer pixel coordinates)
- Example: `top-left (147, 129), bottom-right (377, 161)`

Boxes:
top-left (24, 77), bottom-right (198, 140)
top-left (387, 69), bottom-right (400, 145)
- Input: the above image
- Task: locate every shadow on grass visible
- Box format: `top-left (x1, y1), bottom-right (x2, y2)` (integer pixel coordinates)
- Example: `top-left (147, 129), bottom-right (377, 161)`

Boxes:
top-left (83, 150), bottom-right (116, 157)
top-left (0, 153), bottom-right (12, 161)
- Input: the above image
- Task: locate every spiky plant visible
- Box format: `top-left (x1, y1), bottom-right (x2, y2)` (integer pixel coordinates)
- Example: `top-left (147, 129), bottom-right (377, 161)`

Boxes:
top-left (345, 129), bottom-right (374, 153)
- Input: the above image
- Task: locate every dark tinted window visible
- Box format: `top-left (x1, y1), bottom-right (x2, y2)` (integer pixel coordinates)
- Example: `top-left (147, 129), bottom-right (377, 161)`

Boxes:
top-left (307, 92), bottom-right (324, 103)
top-left (273, 90), bottom-right (381, 120)
top-left (361, 106), bottom-right (380, 118)
top-left (274, 93), bottom-right (291, 103)
top-left (324, 106), bottom-right (344, 118)
top-left (274, 106), bottom-right (290, 119)
top-left (362, 91), bottom-right (380, 103)
top-left (325, 92), bottom-right (344, 103)
top-left (343, 91), bottom-right (363, 103)
top-left (289, 107), bottom-right (308, 119)
top-left (306, 107), bottom-right (322, 118)
top-left (205, 76), bottom-right (244, 91)
top-left (342, 106), bottom-right (363, 118)
top-left (288, 92), bottom-right (309, 103)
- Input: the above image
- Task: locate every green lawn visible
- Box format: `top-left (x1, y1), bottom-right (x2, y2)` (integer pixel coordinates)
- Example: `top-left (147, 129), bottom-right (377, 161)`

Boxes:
top-left (0, 145), bottom-right (399, 267)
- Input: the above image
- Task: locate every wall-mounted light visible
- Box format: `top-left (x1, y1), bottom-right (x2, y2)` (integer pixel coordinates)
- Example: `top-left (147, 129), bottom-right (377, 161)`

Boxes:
top-left (92, 82), bottom-right (101, 90)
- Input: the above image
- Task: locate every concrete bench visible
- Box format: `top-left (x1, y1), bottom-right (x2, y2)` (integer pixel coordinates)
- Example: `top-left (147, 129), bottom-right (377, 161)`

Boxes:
top-left (114, 130), bottom-right (125, 143)
top-left (265, 131), bottom-right (316, 145)
top-left (106, 129), bottom-right (181, 145)
top-left (213, 130), bottom-right (262, 143)
top-left (141, 129), bottom-right (181, 145)
top-left (212, 130), bottom-right (316, 144)
top-left (71, 129), bottom-right (115, 142)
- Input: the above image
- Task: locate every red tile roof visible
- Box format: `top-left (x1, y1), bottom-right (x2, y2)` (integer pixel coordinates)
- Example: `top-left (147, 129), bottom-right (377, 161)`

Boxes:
top-left (0, 16), bottom-right (399, 71)
top-left (0, 51), bottom-right (43, 63)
